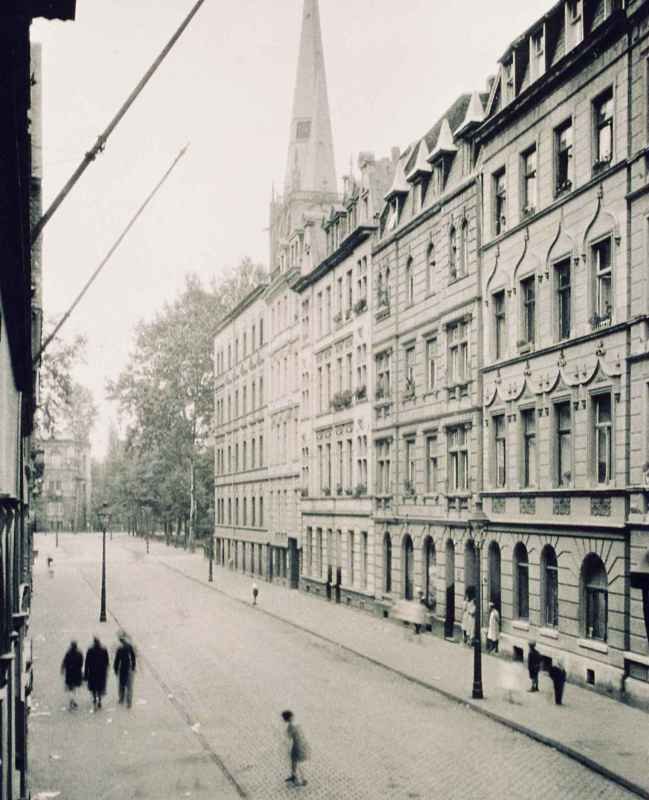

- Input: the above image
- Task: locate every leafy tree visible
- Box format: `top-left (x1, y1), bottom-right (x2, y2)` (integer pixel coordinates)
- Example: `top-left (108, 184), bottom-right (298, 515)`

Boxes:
top-left (106, 259), bottom-right (264, 545)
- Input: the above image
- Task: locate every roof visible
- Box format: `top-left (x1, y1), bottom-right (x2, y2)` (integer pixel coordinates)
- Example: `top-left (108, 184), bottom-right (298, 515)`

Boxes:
top-left (401, 94), bottom-right (471, 178)
top-left (406, 139), bottom-right (432, 182)
top-left (454, 91), bottom-right (485, 137)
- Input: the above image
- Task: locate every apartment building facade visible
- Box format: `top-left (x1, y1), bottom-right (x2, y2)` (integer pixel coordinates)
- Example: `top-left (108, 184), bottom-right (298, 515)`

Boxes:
top-left (295, 155), bottom-right (393, 606)
top-left (32, 436), bottom-right (91, 531)
top-left (475, 0), bottom-right (649, 702)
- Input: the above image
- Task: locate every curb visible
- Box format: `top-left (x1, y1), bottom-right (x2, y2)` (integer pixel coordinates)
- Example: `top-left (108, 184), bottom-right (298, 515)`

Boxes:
top-left (157, 555), bottom-right (649, 800)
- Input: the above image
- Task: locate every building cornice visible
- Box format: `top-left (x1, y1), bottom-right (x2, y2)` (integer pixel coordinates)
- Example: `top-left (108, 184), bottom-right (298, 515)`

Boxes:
top-left (293, 225), bottom-right (376, 293)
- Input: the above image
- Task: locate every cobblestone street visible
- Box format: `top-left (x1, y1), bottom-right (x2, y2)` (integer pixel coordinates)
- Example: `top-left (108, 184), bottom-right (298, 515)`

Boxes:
top-left (29, 533), bottom-right (643, 800)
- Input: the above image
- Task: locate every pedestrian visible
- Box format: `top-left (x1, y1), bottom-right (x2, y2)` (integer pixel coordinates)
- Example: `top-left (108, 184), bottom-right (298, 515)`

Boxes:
top-left (84, 636), bottom-right (109, 710)
top-left (527, 640), bottom-right (542, 692)
top-left (252, 581), bottom-right (259, 606)
top-left (114, 633), bottom-right (137, 708)
top-left (461, 588), bottom-right (475, 645)
top-left (486, 602), bottom-right (500, 653)
top-left (549, 659), bottom-right (567, 705)
top-left (281, 710), bottom-right (308, 787)
top-left (61, 641), bottom-right (83, 710)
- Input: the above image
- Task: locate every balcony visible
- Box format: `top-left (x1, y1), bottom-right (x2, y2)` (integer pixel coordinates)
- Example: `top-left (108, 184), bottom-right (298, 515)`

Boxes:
top-left (331, 390), bottom-right (353, 412)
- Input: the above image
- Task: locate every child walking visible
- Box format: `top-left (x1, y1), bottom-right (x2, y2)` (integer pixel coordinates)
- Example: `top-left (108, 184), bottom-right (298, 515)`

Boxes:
top-left (281, 710), bottom-right (308, 787)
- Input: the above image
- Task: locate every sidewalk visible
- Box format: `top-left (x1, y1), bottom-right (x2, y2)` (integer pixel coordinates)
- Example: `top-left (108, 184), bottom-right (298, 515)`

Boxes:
top-left (145, 538), bottom-right (649, 799)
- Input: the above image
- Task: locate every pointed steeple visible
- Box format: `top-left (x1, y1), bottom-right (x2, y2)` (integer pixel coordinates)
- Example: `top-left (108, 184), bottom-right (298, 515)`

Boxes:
top-left (284, 0), bottom-right (337, 197)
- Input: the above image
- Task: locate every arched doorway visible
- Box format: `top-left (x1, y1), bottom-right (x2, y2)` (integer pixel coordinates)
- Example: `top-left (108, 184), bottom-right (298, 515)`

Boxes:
top-left (445, 539), bottom-right (455, 637)
top-left (487, 541), bottom-right (501, 611)
top-left (422, 536), bottom-right (436, 609)
top-left (581, 553), bottom-right (608, 641)
top-left (402, 534), bottom-right (414, 600)
top-left (464, 538), bottom-right (477, 597)
top-left (383, 532), bottom-right (392, 593)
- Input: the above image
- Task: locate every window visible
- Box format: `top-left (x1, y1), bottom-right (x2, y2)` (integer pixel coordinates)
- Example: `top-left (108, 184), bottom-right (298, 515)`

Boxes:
top-left (593, 394), bottom-right (613, 484)
top-left (492, 414), bottom-right (507, 488)
top-left (493, 291), bottom-right (506, 360)
top-left (405, 439), bottom-right (416, 488)
top-left (521, 409), bottom-right (537, 488)
top-left (426, 434), bottom-right (438, 493)
top-left (513, 543), bottom-right (529, 620)
top-left (449, 227), bottom-right (457, 279)
top-left (461, 220), bottom-right (469, 277)
top-left (448, 320), bottom-right (469, 385)
top-left (406, 258), bottom-right (414, 305)
top-left (493, 169), bottom-right (507, 235)
top-left (582, 553), bottom-right (608, 641)
top-left (376, 351), bottom-right (391, 399)
top-left (594, 89), bottom-right (613, 167)
top-left (520, 275), bottom-right (536, 346)
top-left (448, 425), bottom-right (469, 492)
top-left (405, 347), bottom-right (415, 386)
top-left (593, 238), bottom-right (612, 325)
top-left (530, 28), bottom-right (545, 81)
top-left (556, 401), bottom-right (572, 486)
top-left (376, 439), bottom-right (391, 494)
top-left (541, 546), bottom-right (559, 628)
top-left (427, 242), bottom-right (436, 294)
top-left (555, 120), bottom-right (573, 194)
top-left (555, 259), bottom-right (571, 340)
top-left (348, 530), bottom-right (355, 586)
top-left (521, 147), bottom-right (537, 214)
top-left (426, 338), bottom-right (437, 391)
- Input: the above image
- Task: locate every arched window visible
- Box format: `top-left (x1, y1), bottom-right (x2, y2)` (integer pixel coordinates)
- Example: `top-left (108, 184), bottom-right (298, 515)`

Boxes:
top-left (513, 543), bottom-right (529, 619)
top-left (385, 267), bottom-right (391, 306)
top-left (384, 532), bottom-right (392, 593)
top-left (581, 554), bottom-right (608, 641)
top-left (449, 226), bottom-right (457, 280)
top-left (464, 539), bottom-right (477, 596)
top-left (406, 257), bottom-right (414, 306)
top-left (423, 536), bottom-right (436, 608)
top-left (426, 242), bottom-right (436, 294)
top-left (461, 220), bottom-right (469, 276)
top-left (487, 541), bottom-right (501, 610)
top-left (540, 545), bottom-right (559, 628)
top-left (402, 534), bottom-right (414, 599)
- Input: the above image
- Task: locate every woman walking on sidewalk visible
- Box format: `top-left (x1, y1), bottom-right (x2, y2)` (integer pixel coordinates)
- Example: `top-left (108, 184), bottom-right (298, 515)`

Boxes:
top-left (61, 641), bottom-right (83, 710)
top-left (84, 637), bottom-right (109, 709)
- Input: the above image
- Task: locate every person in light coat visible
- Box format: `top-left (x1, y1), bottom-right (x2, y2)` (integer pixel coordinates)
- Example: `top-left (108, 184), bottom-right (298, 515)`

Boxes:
top-left (486, 602), bottom-right (500, 653)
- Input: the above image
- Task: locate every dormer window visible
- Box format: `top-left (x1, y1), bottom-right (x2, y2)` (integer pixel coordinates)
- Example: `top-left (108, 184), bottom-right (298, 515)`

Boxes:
top-left (387, 198), bottom-right (400, 231)
top-left (567, 0), bottom-right (581, 21)
top-left (530, 28), bottom-right (545, 81)
top-left (566, 0), bottom-right (583, 49)
top-left (503, 59), bottom-right (515, 103)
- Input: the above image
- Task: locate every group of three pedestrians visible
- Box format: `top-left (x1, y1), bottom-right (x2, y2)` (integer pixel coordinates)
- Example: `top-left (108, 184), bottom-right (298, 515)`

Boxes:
top-left (61, 633), bottom-right (137, 711)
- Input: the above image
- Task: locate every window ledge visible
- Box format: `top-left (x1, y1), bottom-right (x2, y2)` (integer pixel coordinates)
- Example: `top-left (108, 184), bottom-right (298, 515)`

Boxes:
top-left (539, 626), bottom-right (559, 640)
top-left (624, 650), bottom-right (649, 667)
top-left (577, 637), bottom-right (608, 654)
top-left (511, 619), bottom-right (530, 631)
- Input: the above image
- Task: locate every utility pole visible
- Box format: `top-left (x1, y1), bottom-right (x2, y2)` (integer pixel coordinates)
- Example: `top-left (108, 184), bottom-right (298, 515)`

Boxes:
top-left (36, 146), bottom-right (188, 361)
top-left (31, 0), bottom-right (207, 244)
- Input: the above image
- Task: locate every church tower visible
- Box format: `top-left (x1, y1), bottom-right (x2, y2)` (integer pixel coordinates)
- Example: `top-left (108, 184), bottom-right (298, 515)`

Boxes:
top-left (270, 0), bottom-right (338, 275)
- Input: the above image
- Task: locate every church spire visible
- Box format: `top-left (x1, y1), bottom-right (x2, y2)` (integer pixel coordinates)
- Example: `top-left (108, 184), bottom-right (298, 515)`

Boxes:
top-left (284, 0), bottom-right (337, 197)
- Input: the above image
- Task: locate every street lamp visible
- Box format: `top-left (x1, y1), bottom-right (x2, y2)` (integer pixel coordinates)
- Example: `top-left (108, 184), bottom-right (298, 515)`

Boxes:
top-left (207, 506), bottom-right (214, 583)
top-left (97, 502), bottom-right (111, 623)
top-left (470, 511), bottom-right (487, 700)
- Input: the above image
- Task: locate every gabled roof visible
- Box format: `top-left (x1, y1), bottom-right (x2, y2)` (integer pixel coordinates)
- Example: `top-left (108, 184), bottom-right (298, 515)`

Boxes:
top-left (427, 118), bottom-right (457, 162)
top-left (406, 139), bottom-right (432, 182)
top-left (454, 91), bottom-right (485, 137)
top-left (384, 155), bottom-right (410, 201)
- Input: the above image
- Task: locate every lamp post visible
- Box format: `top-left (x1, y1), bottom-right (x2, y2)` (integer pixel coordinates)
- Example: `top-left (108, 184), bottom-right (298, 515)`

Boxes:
top-left (470, 513), bottom-right (487, 700)
top-left (97, 502), bottom-right (111, 623)
top-left (208, 506), bottom-right (214, 583)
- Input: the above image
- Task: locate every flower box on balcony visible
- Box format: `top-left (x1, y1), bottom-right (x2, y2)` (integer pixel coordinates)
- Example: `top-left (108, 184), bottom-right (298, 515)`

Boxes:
top-left (592, 156), bottom-right (612, 174)
top-left (353, 297), bottom-right (367, 315)
top-left (375, 385), bottom-right (386, 401)
top-left (355, 385), bottom-right (367, 401)
top-left (331, 389), bottom-right (353, 411)
top-left (336, 484), bottom-right (343, 496)
top-left (555, 179), bottom-right (572, 197)
top-left (403, 480), bottom-right (416, 497)
top-left (353, 483), bottom-right (367, 497)
top-left (589, 311), bottom-right (611, 330)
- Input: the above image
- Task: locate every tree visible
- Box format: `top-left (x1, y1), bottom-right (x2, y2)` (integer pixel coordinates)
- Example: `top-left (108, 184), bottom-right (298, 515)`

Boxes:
top-left (107, 259), bottom-right (265, 545)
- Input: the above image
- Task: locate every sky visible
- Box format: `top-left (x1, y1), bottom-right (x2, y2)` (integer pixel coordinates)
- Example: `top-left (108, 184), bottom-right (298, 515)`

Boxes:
top-left (32, 0), bottom-right (551, 459)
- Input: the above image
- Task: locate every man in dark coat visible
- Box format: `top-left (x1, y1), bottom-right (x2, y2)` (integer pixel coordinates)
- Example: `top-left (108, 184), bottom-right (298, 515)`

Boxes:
top-left (114, 633), bottom-right (136, 708)
top-left (61, 641), bottom-right (83, 710)
top-left (527, 640), bottom-right (542, 692)
top-left (549, 660), bottom-right (567, 705)
top-left (84, 637), bottom-right (109, 709)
